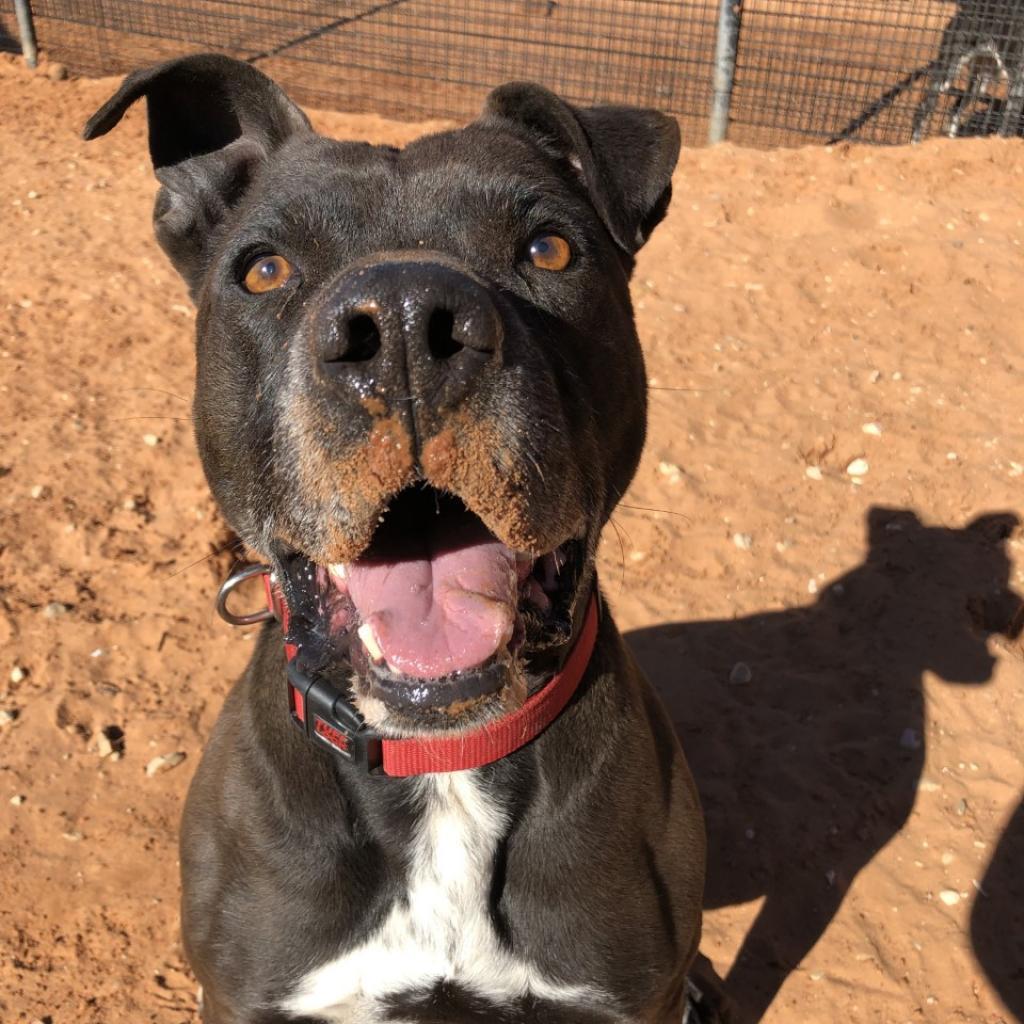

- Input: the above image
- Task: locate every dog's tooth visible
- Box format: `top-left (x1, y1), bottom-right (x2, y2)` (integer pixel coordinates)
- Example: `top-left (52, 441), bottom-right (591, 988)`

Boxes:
top-left (357, 622), bottom-right (384, 663)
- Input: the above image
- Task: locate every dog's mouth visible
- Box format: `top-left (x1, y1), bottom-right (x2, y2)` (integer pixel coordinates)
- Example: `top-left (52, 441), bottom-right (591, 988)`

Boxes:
top-left (274, 486), bottom-right (585, 728)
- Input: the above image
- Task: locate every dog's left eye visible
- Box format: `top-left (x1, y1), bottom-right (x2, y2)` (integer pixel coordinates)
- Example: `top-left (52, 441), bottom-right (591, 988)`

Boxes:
top-left (527, 234), bottom-right (572, 272)
top-left (243, 255), bottom-right (294, 294)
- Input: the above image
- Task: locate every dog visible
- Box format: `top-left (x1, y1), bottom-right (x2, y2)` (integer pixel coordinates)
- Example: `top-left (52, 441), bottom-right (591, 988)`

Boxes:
top-left (911, 0), bottom-right (1024, 141)
top-left (85, 54), bottom-right (716, 1023)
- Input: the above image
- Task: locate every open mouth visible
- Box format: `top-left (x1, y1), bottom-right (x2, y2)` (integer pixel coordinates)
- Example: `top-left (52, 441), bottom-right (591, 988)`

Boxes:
top-left (274, 486), bottom-right (584, 727)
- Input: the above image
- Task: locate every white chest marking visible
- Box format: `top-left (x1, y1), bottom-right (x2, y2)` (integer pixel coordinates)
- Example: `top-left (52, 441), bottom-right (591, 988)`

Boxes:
top-left (282, 773), bottom-right (599, 1022)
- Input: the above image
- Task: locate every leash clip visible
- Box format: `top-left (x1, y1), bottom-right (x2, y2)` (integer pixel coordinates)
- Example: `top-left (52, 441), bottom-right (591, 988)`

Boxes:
top-left (216, 563), bottom-right (277, 626)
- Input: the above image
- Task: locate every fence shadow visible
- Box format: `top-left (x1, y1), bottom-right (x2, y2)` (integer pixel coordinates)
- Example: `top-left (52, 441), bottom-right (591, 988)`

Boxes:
top-left (626, 506), bottom-right (1022, 1023)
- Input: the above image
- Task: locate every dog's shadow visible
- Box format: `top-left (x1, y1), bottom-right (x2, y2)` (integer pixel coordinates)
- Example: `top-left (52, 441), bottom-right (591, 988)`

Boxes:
top-left (626, 506), bottom-right (1022, 1023)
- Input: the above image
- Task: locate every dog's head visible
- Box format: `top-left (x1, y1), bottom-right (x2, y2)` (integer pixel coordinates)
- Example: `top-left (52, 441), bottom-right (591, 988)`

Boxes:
top-left (85, 54), bottom-right (679, 733)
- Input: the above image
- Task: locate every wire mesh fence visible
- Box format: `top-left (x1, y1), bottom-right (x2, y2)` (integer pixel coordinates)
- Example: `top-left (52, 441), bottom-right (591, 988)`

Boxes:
top-left (2, 0), bottom-right (1023, 146)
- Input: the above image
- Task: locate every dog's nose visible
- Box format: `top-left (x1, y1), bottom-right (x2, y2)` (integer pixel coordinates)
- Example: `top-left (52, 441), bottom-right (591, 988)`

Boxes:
top-left (317, 260), bottom-right (503, 408)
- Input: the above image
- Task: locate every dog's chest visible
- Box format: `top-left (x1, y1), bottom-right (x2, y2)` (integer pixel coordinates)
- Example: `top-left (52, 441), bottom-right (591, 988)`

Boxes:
top-left (281, 773), bottom-right (592, 1023)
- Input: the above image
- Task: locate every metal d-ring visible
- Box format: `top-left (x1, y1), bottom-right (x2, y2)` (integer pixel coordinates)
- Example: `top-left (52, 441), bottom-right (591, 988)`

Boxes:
top-left (216, 563), bottom-right (275, 626)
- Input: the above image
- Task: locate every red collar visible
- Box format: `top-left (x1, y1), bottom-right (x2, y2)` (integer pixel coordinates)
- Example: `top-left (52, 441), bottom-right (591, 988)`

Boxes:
top-left (217, 566), bottom-right (599, 777)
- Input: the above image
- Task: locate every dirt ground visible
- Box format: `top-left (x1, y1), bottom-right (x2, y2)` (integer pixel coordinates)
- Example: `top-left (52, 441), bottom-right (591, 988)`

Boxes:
top-left (1, 53), bottom-right (1023, 1024)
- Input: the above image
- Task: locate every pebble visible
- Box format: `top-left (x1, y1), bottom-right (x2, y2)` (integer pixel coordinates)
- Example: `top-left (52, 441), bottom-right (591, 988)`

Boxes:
top-left (145, 751), bottom-right (186, 777)
top-left (938, 889), bottom-right (960, 906)
top-left (899, 727), bottom-right (922, 750)
top-left (10, 665), bottom-right (27, 683)
top-left (10, 794), bottom-right (25, 806)
top-left (918, 778), bottom-right (940, 793)
top-left (805, 465), bottom-right (823, 481)
top-left (29, 484), bottom-right (48, 499)
top-left (0, 709), bottom-right (18, 726)
top-left (142, 433), bottom-right (160, 447)
top-left (62, 830), bottom-right (84, 842)
top-left (807, 579), bottom-right (818, 594)
top-left (846, 458), bottom-right (869, 477)
top-left (43, 602), bottom-right (69, 619)
top-left (732, 532), bottom-right (753, 551)
top-left (46, 62), bottom-right (68, 81)
top-left (729, 662), bottom-right (753, 685)
top-left (657, 460), bottom-right (682, 483)
top-left (96, 733), bottom-right (115, 758)
top-left (861, 422), bottom-right (882, 436)
top-left (940, 851), bottom-right (954, 866)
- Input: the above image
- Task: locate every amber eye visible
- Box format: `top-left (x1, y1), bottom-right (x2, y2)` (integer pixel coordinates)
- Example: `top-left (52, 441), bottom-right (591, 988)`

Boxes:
top-left (243, 254), bottom-right (294, 294)
top-left (528, 234), bottom-right (572, 272)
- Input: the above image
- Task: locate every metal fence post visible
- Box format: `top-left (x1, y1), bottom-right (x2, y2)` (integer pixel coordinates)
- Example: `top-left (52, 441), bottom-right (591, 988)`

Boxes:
top-left (14, 0), bottom-right (38, 68)
top-left (708, 0), bottom-right (743, 143)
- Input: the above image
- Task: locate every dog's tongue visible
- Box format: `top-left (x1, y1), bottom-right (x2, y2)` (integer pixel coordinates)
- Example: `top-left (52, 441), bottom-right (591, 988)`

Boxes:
top-left (346, 512), bottom-right (517, 680)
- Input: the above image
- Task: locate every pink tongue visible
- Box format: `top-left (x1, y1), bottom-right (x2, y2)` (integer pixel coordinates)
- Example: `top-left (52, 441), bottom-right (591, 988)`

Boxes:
top-left (346, 514), bottom-right (517, 680)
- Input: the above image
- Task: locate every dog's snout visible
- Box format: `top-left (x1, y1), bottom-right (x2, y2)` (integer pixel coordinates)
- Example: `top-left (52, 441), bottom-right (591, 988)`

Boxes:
top-left (317, 261), bottom-right (503, 403)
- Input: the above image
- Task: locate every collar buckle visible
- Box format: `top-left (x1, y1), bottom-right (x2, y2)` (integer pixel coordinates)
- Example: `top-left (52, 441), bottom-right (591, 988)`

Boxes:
top-left (286, 661), bottom-right (383, 774)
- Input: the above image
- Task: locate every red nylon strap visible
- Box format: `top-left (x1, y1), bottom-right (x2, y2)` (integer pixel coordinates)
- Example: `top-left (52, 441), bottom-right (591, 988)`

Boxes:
top-left (380, 593), bottom-right (598, 776)
top-left (268, 576), bottom-right (599, 776)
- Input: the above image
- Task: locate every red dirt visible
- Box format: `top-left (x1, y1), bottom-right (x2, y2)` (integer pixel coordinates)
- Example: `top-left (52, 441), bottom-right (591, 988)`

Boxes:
top-left (1, 54), bottom-right (1022, 1024)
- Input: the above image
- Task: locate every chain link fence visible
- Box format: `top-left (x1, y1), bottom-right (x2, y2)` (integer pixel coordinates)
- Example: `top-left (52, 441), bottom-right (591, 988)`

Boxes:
top-left (2, 0), bottom-right (1023, 146)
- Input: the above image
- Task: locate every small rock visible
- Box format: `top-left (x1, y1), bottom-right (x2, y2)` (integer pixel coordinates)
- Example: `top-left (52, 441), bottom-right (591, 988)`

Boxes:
top-left (29, 484), bottom-right (49, 499)
top-left (729, 662), bottom-right (753, 685)
top-left (0, 709), bottom-right (19, 726)
top-left (869, 369), bottom-right (882, 383)
top-left (861, 422), bottom-right (882, 436)
top-left (899, 727), bottom-right (922, 750)
top-left (62, 829), bottom-right (84, 842)
top-left (10, 665), bottom-right (27, 683)
top-left (142, 433), bottom-right (160, 447)
top-left (809, 971), bottom-right (825, 981)
top-left (918, 778), bottom-right (941, 793)
top-left (956, 798), bottom-right (969, 816)
top-left (43, 602), bottom-right (69, 619)
top-left (46, 62), bottom-right (68, 81)
top-left (938, 889), bottom-right (960, 906)
top-left (807, 579), bottom-right (818, 594)
top-left (940, 851), bottom-right (954, 866)
top-left (26, 190), bottom-right (39, 200)
top-left (96, 725), bottom-right (125, 759)
top-left (846, 458), bottom-right (869, 477)
top-left (628, 551), bottom-right (646, 563)
top-left (805, 465), bottom-right (823, 481)
top-left (946, 451), bottom-right (958, 461)
top-left (732, 532), bottom-right (753, 551)
top-left (145, 751), bottom-right (186, 777)
top-left (10, 794), bottom-right (25, 806)
top-left (657, 460), bottom-right (682, 483)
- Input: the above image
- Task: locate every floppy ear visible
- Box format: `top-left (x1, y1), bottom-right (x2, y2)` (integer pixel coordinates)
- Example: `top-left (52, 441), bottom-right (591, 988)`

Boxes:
top-left (83, 53), bottom-right (312, 293)
top-left (482, 82), bottom-right (680, 254)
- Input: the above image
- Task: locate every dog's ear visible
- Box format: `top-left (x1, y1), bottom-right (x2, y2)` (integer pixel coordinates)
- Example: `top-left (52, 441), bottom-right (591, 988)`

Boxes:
top-left (83, 53), bottom-right (312, 292)
top-left (482, 82), bottom-right (680, 254)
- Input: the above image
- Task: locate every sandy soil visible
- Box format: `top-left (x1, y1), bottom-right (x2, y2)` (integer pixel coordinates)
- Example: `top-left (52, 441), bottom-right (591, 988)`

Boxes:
top-left (1, 54), bottom-right (1022, 1024)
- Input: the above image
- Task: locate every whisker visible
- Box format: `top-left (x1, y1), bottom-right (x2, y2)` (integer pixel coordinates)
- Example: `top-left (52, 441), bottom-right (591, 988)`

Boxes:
top-left (117, 387), bottom-right (189, 403)
top-left (617, 503), bottom-right (692, 524)
top-left (110, 415), bottom-right (191, 422)
top-left (167, 538), bottom-right (247, 579)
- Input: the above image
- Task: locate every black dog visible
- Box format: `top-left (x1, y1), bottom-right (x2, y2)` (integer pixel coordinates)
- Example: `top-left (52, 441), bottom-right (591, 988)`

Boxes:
top-left (85, 55), bottom-right (715, 1023)
top-left (911, 0), bottom-right (1024, 142)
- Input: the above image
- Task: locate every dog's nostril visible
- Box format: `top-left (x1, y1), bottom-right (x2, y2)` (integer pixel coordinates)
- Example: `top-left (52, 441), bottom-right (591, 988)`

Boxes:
top-left (427, 308), bottom-right (463, 360)
top-left (327, 313), bottom-right (381, 364)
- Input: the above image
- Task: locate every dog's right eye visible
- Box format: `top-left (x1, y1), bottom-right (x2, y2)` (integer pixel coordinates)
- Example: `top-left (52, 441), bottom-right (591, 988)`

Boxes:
top-left (243, 255), bottom-right (294, 294)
